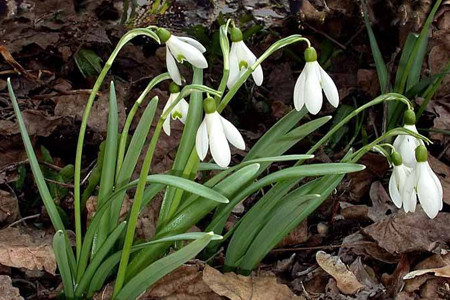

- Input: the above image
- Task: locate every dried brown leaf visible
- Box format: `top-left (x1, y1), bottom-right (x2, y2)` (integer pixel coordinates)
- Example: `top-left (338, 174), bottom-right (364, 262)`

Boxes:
top-left (362, 209), bottom-right (450, 254)
top-left (0, 189), bottom-right (20, 223)
top-left (203, 265), bottom-right (304, 300)
top-left (0, 226), bottom-right (56, 274)
top-left (315, 251), bottom-right (364, 295)
top-left (0, 275), bottom-right (23, 300)
top-left (404, 265), bottom-right (450, 280)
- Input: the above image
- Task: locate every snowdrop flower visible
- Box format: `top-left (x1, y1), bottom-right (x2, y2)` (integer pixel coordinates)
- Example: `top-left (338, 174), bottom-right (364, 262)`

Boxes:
top-left (162, 82), bottom-right (189, 136)
top-left (227, 27), bottom-right (263, 89)
top-left (402, 145), bottom-right (443, 219)
top-left (388, 151), bottom-right (412, 209)
top-left (157, 28), bottom-right (208, 85)
top-left (293, 47), bottom-right (339, 115)
top-left (196, 96), bottom-right (245, 167)
top-left (393, 110), bottom-right (421, 168)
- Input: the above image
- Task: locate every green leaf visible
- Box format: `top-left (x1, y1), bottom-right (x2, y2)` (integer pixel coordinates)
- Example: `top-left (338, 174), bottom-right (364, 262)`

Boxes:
top-left (53, 231), bottom-right (74, 299)
top-left (86, 232), bottom-right (220, 297)
top-left (114, 233), bottom-right (214, 300)
top-left (394, 33), bottom-right (418, 92)
top-left (75, 222), bottom-right (127, 296)
top-left (125, 164), bottom-right (261, 281)
top-left (74, 49), bottom-right (103, 78)
top-left (238, 174), bottom-right (345, 274)
top-left (94, 81), bottom-right (119, 253)
top-left (8, 79), bottom-right (65, 232)
top-left (362, 1), bottom-right (389, 93)
top-left (59, 164), bottom-right (74, 182)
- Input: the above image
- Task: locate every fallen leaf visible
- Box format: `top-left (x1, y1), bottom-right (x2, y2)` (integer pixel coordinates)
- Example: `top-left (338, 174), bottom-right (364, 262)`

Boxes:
top-left (362, 209), bottom-right (450, 255)
top-left (404, 265), bottom-right (450, 280)
top-left (142, 265), bottom-right (221, 300)
top-left (0, 189), bottom-right (20, 223)
top-left (0, 226), bottom-right (56, 274)
top-left (0, 275), bottom-right (23, 300)
top-left (367, 181), bottom-right (397, 222)
top-left (278, 220), bottom-right (308, 247)
top-left (203, 265), bottom-right (304, 300)
top-left (315, 251), bottom-right (364, 295)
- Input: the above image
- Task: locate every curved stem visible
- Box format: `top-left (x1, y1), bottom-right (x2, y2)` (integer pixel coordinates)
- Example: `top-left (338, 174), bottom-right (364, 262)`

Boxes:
top-left (217, 35), bottom-right (311, 112)
top-left (73, 28), bottom-right (159, 260)
top-left (116, 73), bottom-right (171, 179)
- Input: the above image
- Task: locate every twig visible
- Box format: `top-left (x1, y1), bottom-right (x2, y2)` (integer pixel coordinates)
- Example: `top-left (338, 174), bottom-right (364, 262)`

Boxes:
top-left (44, 178), bottom-right (74, 188)
top-left (303, 23), bottom-right (346, 50)
top-left (271, 241), bottom-right (376, 253)
top-left (8, 213), bottom-right (41, 228)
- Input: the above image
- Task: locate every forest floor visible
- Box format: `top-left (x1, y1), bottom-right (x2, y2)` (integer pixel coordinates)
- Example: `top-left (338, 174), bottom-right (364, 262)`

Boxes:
top-left (1, 0), bottom-right (450, 299)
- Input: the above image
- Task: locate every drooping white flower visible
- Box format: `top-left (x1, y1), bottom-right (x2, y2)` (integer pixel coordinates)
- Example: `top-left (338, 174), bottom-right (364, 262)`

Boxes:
top-left (293, 47), bottom-right (339, 115)
top-left (401, 145), bottom-right (443, 219)
top-left (162, 82), bottom-right (189, 136)
top-left (388, 151), bottom-right (412, 209)
top-left (227, 27), bottom-right (263, 89)
top-left (393, 110), bottom-right (421, 168)
top-left (196, 97), bottom-right (245, 168)
top-left (157, 28), bottom-right (208, 85)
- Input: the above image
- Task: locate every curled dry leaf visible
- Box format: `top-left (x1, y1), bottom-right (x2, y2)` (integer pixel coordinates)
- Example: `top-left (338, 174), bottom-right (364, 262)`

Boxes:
top-left (0, 275), bottom-right (23, 300)
top-left (0, 226), bottom-right (56, 275)
top-left (202, 265), bottom-right (304, 300)
top-left (315, 251), bottom-right (364, 295)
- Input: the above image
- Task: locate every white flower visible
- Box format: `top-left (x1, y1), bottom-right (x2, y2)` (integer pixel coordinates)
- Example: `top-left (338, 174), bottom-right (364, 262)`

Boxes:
top-left (162, 91), bottom-right (189, 136)
top-left (196, 98), bottom-right (245, 168)
top-left (393, 110), bottom-right (422, 168)
top-left (227, 28), bottom-right (263, 89)
top-left (388, 152), bottom-right (412, 209)
top-left (293, 47), bottom-right (339, 115)
top-left (157, 28), bottom-right (208, 85)
top-left (401, 145), bottom-right (443, 219)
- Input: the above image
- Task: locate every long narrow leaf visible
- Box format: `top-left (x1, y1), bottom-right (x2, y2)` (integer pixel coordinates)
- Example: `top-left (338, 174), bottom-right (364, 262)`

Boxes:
top-left (53, 231), bottom-right (74, 299)
top-left (115, 233), bottom-right (214, 300)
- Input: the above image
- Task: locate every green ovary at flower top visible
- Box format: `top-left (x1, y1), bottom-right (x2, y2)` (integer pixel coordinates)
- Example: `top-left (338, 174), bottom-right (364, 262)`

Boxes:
top-left (294, 47), bottom-right (339, 115)
top-left (162, 82), bottom-right (189, 136)
top-left (196, 96), bottom-right (245, 168)
top-left (157, 28), bottom-right (208, 85)
top-left (227, 26), bottom-right (263, 89)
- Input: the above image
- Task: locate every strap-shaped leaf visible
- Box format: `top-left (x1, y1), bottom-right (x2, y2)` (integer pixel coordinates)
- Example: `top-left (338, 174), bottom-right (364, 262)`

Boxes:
top-left (114, 233), bottom-right (214, 300)
top-left (53, 231), bottom-right (74, 299)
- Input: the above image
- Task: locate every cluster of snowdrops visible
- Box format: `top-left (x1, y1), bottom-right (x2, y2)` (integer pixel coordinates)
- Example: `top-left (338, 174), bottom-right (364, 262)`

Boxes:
top-left (160, 26), bottom-right (443, 219)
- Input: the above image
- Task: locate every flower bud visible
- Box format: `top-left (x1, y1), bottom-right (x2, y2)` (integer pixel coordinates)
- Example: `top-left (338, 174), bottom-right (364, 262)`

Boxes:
top-left (415, 145), bottom-right (428, 163)
top-left (230, 27), bottom-right (243, 43)
top-left (404, 109), bottom-right (416, 125)
top-left (304, 47), bottom-right (317, 62)
top-left (203, 96), bottom-right (216, 114)
top-left (391, 151), bottom-right (403, 166)
top-left (169, 82), bottom-right (180, 94)
top-left (156, 28), bottom-right (171, 43)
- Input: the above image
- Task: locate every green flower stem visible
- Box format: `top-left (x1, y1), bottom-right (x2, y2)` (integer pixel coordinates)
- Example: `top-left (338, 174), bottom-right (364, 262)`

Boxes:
top-left (73, 28), bottom-right (159, 260)
top-left (113, 117), bottom-right (164, 297)
top-left (215, 69), bottom-right (230, 105)
top-left (217, 35), bottom-right (311, 112)
top-left (116, 73), bottom-right (171, 179)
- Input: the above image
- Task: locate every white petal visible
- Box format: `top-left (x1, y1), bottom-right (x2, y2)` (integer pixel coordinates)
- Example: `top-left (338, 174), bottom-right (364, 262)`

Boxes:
top-left (227, 43), bottom-right (240, 89)
top-left (167, 36), bottom-right (208, 69)
top-left (293, 69), bottom-right (306, 111)
top-left (239, 42), bottom-right (263, 86)
top-left (176, 98), bottom-right (189, 124)
top-left (427, 163), bottom-right (443, 209)
top-left (389, 169), bottom-right (403, 208)
top-left (417, 162), bottom-right (441, 218)
top-left (207, 112), bottom-right (231, 168)
top-left (304, 62), bottom-right (323, 115)
top-left (318, 65), bottom-right (339, 108)
top-left (176, 36), bottom-right (206, 53)
top-left (219, 115), bottom-right (245, 150)
top-left (163, 116), bottom-right (171, 136)
top-left (402, 171), bottom-right (416, 213)
top-left (166, 48), bottom-right (182, 85)
top-left (195, 119), bottom-right (208, 161)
